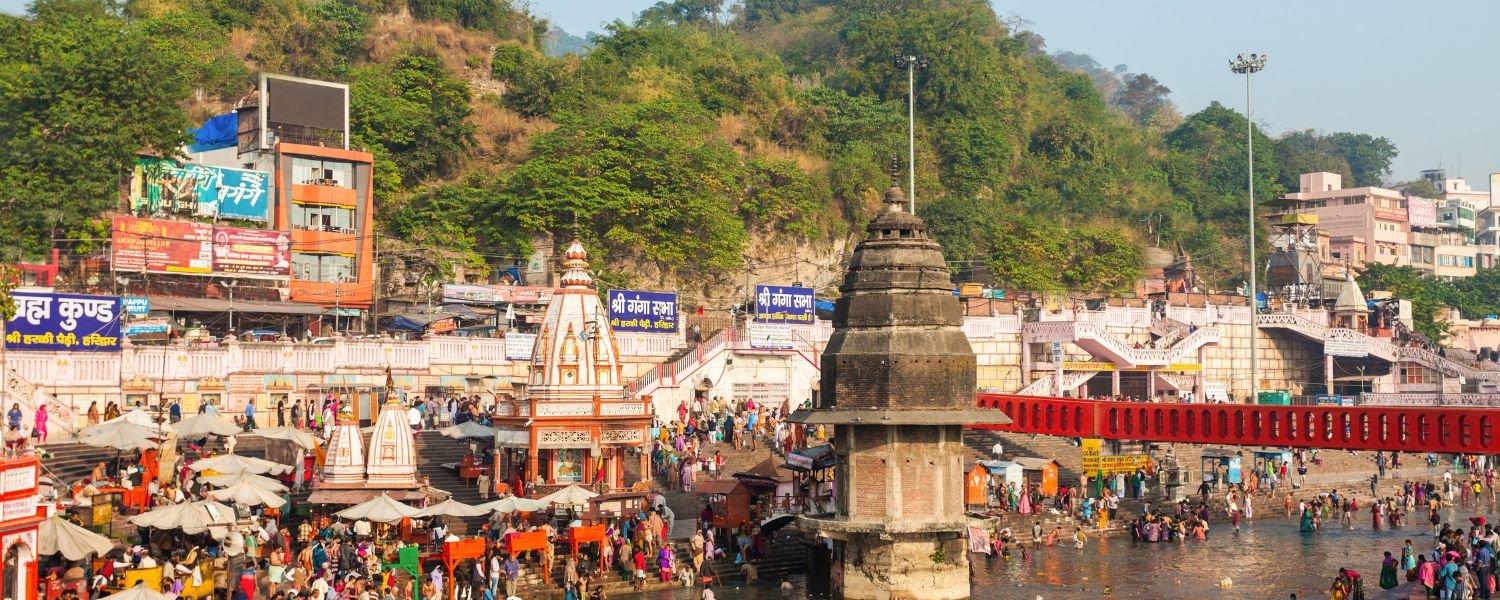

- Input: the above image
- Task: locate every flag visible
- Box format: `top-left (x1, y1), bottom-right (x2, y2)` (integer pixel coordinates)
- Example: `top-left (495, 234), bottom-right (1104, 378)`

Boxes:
top-left (504, 303), bottom-right (515, 322)
top-left (696, 305), bottom-right (705, 316)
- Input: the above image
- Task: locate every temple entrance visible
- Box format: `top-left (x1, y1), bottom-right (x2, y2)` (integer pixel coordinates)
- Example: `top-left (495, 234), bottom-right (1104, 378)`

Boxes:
top-left (4, 541), bottom-right (31, 600)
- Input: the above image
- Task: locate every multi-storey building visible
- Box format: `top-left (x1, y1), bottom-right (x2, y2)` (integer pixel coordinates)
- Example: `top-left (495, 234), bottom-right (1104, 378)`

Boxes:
top-left (1273, 172), bottom-right (1411, 267)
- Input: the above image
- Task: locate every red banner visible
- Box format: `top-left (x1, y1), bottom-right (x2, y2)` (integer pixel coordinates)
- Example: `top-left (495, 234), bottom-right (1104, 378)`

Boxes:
top-left (212, 226), bottom-right (290, 277)
top-left (112, 216), bottom-right (212, 274)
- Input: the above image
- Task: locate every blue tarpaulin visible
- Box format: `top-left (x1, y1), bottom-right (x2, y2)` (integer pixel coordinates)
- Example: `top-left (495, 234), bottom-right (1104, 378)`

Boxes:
top-left (188, 113), bottom-right (238, 152)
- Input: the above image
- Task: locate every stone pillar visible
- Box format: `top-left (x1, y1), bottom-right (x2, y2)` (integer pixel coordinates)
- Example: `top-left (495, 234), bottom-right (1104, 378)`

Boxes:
top-left (1020, 341), bottom-right (1031, 386)
top-left (1195, 346), bottom-right (1207, 400)
top-left (1325, 354), bottom-right (1335, 395)
top-left (1111, 370), bottom-right (1121, 396)
top-left (1146, 369), bottom-right (1156, 400)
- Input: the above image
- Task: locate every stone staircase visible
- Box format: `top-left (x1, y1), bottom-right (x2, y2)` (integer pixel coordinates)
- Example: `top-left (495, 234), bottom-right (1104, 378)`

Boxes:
top-left (1151, 317), bottom-right (1192, 348)
top-left (413, 432), bottom-right (490, 533)
top-left (962, 429), bottom-right (1084, 484)
top-left (1015, 370), bottom-right (1100, 396)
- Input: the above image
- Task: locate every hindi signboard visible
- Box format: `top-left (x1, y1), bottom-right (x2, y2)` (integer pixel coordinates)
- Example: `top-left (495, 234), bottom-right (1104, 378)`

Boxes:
top-left (748, 323), bottom-right (794, 349)
top-left (606, 289), bottom-right (677, 333)
top-left (131, 158), bottom-right (270, 221)
top-left (211, 226), bottom-right (291, 278)
top-left (1325, 338), bottom-right (1369, 358)
top-left (444, 284), bottom-right (557, 305)
top-left (504, 333), bottom-right (537, 360)
top-left (754, 285), bottom-right (815, 324)
top-left (1407, 197), bottom-right (1438, 228)
top-left (123, 297), bottom-right (151, 316)
top-left (5, 292), bottom-right (122, 352)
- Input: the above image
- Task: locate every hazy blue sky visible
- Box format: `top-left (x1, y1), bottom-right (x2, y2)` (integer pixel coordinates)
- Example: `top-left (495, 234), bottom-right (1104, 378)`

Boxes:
top-left (532, 0), bottom-right (1500, 190)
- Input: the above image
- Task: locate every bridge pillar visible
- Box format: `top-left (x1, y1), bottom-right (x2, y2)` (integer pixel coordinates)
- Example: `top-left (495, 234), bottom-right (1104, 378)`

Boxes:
top-left (1111, 370), bottom-right (1120, 396)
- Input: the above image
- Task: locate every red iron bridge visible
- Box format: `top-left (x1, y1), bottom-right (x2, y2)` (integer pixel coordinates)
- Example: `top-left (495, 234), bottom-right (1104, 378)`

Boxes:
top-left (974, 393), bottom-right (1500, 454)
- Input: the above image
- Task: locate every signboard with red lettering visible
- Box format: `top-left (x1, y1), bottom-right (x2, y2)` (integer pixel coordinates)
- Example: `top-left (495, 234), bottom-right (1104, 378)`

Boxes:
top-left (211, 226), bottom-right (290, 278)
top-left (112, 216), bottom-right (212, 274)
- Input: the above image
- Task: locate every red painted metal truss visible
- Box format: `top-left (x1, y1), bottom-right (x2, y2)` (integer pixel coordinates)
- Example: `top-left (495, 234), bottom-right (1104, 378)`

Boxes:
top-left (973, 393), bottom-right (1500, 454)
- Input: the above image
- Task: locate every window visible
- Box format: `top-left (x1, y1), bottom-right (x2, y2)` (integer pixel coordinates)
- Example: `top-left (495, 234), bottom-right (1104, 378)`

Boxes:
top-left (1462, 256), bottom-right (1475, 268)
top-left (292, 203), bottom-right (356, 233)
top-left (291, 252), bottom-right (353, 283)
top-left (292, 158), bottom-right (353, 188)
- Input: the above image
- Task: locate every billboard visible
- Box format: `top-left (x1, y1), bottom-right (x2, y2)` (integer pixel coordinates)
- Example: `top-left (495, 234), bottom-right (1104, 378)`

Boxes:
top-left (443, 284), bottom-right (556, 305)
top-left (112, 216), bottom-right (213, 274)
top-left (754, 285), bottom-right (815, 324)
top-left (130, 158), bottom-right (270, 221)
top-left (112, 216), bottom-right (290, 279)
top-left (747, 323), bottom-right (793, 349)
top-left (211, 226), bottom-right (291, 277)
top-left (505, 333), bottom-right (537, 360)
top-left (123, 297), bottom-right (151, 316)
top-left (606, 290), bottom-right (678, 333)
top-left (1407, 197), bottom-right (1438, 228)
top-left (5, 292), bottom-right (122, 352)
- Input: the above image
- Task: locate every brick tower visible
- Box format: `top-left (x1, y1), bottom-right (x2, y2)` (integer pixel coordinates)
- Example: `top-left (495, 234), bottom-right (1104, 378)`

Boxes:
top-left (791, 181), bottom-right (1005, 599)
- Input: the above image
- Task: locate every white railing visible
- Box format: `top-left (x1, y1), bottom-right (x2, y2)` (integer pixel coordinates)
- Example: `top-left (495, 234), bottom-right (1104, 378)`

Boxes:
top-left (241, 346), bottom-right (286, 371)
top-left (1360, 392), bottom-right (1500, 407)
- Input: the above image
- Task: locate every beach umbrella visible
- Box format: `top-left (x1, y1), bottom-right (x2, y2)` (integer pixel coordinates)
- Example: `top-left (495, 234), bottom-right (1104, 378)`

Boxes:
top-left (85, 409), bottom-right (164, 433)
top-left (96, 583), bottom-right (170, 600)
top-left (415, 498), bottom-right (488, 518)
top-left (477, 497), bottom-right (550, 514)
top-left (539, 484), bottom-right (597, 507)
top-left (38, 515), bottom-right (115, 560)
top-left (438, 421), bottom-right (495, 440)
top-left (206, 481), bottom-right (287, 508)
top-left (336, 493), bottom-right (420, 524)
top-left (189, 452), bottom-right (293, 476)
top-left (128, 500), bottom-right (236, 538)
top-left (79, 422), bottom-right (159, 451)
top-left (172, 414), bottom-right (242, 439)
top-left (198, 472), bottom-right (289, 494)
top-left (255, 426), bottom-right (319, 450)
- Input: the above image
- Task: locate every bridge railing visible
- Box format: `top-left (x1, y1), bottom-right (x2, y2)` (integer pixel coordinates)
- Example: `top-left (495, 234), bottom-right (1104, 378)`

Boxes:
top-left (975, 393), bottom-right (1500, 454)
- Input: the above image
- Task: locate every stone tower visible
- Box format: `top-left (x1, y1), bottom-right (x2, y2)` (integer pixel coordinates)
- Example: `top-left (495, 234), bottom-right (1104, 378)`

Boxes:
top-left (791, 182), bottom-right (1005, 600)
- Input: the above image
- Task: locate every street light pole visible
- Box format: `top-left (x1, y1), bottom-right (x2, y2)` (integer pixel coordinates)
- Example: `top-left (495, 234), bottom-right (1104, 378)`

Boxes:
top-left (1230, 52), bottom-right (1268, 402)
top-left (894, 54), bottom-right (930, 213)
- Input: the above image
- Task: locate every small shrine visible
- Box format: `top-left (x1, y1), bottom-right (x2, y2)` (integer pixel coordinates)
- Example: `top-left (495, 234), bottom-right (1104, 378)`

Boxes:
top-left (492, 239), bottom-right (653, 494)
top-left (309, 376), bottom-right (430, 503)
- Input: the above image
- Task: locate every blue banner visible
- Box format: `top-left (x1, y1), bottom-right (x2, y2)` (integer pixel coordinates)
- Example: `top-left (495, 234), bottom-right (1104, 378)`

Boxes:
top-left (607, 289), bottom-right (678, 333)
top-left (754, 285), bottom-right (815, 324)
top-left (131, 158), bottom-right (270, 221)
top-left (5, 292), bottom-right (123, 352)
top-left (123, 296), bottom-right (151, 316)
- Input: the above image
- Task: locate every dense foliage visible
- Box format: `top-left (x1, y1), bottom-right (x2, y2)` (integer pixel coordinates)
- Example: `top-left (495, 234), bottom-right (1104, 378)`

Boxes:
top-left (0, 0), bottom-right (1415, 296)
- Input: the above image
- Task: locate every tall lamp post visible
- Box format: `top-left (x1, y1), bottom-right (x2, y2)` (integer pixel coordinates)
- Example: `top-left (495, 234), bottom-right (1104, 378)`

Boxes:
top-left (894, 54), bottom-right (930, 213)
top-left (1230, 52), bottom-right (1268, 401)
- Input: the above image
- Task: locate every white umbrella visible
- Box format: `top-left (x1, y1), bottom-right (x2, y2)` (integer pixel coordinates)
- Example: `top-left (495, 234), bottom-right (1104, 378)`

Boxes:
top-left (539, 484), bottom-right (597, 507)
top-left (439, 421), bottom-right (496, 440)
top-left (85, 408), bottom-right (165, 433)
top-left (38, 515), bottom-right (115, 560)
top-left (206, 481), bottom-right (287, 508)
top-left (190, 452), bottom-right (293, 476)
top-left (172, 414), bottom-right (242, 439)
top-left (336, 493), bottom-right (420, 524)
top-left (255, 426), bottom-right (318, 450)
top-left (96, 583), bottom-right (170, 600)
top-left (80, 422), bottom-right (158, 451)
top-left (477, 497), bottom-right (550, 514)
top-left (198, 471), bottom-right (289, 493)
top-left (415, 499), bottom-right (488, 518)
top-left (128, 500), bottom-right (236, 538)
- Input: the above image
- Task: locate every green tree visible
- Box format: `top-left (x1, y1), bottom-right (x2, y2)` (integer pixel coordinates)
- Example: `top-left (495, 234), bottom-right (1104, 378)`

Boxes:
top-left (1327, 132), bottom-right (1397, 187)
top-left (351, 51), bottom-right (476, 199)
top-left (0, 0), bottom-right (192, 259)
top-left (1272, 129), bottom-right (1353, 191)
top-left (1357, 263), bottom-right (1453, 341)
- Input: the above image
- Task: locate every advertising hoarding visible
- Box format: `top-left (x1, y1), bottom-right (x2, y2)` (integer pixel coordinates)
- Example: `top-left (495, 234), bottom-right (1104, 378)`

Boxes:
top-left (443, 284), bottom-right (557, 305)
top-left (111, 216), bottom-right (291, 279)
top-left (211, 226), bottom-right (291, 277)
top-left (131, 158), bottom-right (270, 221)
top-left (1407, 197), bottom-right (1438, 228)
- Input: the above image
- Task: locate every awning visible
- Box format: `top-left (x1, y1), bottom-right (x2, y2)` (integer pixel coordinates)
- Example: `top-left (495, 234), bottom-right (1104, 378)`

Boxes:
top-left (695, 479), bottom-right (745, 495)
top-left (149, 296), bottom-right (328, 315)
top-left (495, 429), bottom-right (529, 448)
top-left (307, 489), bottom-right (430, 505)
top-left (783, 444), bottom-right (835, 472)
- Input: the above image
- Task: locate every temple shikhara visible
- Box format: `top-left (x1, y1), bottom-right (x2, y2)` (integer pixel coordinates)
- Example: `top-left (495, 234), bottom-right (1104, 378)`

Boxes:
top-left (492, 240), bottom-right (653, 492)
top-left (791, 182), bottom-right (1004, 600)
top-left (311, 381), bottom-right (428, 503)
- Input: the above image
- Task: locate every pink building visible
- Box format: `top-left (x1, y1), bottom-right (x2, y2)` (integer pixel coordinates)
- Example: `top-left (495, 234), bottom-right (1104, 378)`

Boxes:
top-left (1274, 172), bottom-right (1410, 267)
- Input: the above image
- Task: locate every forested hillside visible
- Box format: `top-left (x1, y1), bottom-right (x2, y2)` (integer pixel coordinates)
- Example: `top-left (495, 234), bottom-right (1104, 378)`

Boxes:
top-left (0, 0), bottom-right (1401, 297)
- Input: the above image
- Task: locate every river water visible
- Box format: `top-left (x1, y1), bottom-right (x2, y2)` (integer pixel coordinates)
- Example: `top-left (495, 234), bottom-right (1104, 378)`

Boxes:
top-left (641, 498), bottom-right (1500, 599)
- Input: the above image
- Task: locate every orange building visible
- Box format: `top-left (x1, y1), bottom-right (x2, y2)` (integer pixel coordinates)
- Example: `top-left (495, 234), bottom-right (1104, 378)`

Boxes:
top-left (270, 143), bottom-right (376, 317)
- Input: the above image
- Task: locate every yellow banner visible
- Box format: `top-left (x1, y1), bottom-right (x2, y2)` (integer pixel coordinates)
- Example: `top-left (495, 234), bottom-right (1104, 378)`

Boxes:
top-left (1064, 362), bottom-right (1116, 371)
top-left (1081, 438), bottom-right (1102, 472)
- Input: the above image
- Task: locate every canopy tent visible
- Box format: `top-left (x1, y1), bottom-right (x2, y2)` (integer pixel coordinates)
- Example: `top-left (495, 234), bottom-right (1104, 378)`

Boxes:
top-left (189, 452), bottom-right (293, 476)
top-left (198, 471), bottom-right (289, 494)
top-left (128, 500), bottom-right (236, 538)
top-left (539, 484), bottom-right (598, 507)
top-left (439, 421), bottom-right (496, 440)
top-left (206, 481), bottom-right (287, 508)
top-left (414, 499), bottom-right (488, 518)
top-left (172, 414), bottom-right (242, 439)
top-left (39, 515), bottom-right (115, 560)
top-left (97, 583), bottom-right (171, 600)
top-left (477, 496), bottom-right (550, 514)
top-left (80, 422), bottom-right (159, 451)
top-left (84, 409), bottom-right (168, 435)
top-left (335, 493), bottom-right (421, 524)
top-left (783, 444), bottom-right (835, 472)
top-left (254, 426), bottom-right (319, 450)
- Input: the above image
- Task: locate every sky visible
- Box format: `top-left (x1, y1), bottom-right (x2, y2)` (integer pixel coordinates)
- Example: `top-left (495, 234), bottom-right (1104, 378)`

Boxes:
top-left (531, 0), bottom-right (1500, 190)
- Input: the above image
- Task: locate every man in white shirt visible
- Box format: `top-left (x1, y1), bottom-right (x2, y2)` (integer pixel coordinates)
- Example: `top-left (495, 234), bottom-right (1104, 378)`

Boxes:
top-left (407, 405), bottom-right (422, 431)
top-left (991, 442), bottom-right (1003, 460)
top-left (354, 519), bottom-right (372, 538)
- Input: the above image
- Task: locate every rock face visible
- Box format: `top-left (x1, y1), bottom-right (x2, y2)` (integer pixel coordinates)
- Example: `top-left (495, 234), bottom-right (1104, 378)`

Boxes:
top-left (792, 184), bottom-right (1003, 600)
